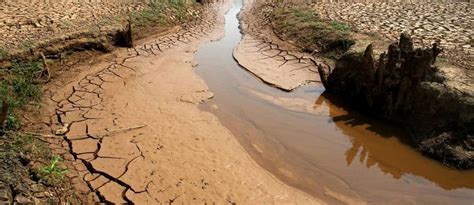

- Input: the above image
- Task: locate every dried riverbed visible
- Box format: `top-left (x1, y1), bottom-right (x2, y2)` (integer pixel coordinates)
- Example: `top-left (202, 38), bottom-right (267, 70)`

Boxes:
top-left (23, 0), bottom-right (474, 204)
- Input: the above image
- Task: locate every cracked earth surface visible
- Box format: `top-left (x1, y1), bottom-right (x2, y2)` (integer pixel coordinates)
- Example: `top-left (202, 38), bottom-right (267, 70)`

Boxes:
top-left (0, 0), bottom-right (147, 50)
top-left (39, 1), bottom-right (320, 204)
top-left (312, 2), bottom-right (473, 69)
top-left (233, 3), bottom-right (329, 91)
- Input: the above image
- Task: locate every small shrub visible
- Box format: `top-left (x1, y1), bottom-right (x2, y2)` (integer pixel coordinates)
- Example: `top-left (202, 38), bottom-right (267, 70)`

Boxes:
top-left (5, 115), bottom-right (20, 130)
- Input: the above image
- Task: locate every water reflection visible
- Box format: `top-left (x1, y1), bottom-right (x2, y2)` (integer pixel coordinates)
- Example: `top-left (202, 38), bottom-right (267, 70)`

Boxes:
top-left (315, 93), bottom-right (474, 190)
top-left (195, 0), bottom-right (474, 203)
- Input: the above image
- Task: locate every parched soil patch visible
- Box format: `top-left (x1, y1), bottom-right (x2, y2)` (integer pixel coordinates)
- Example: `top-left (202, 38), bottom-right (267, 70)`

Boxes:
top-left (0, 1), bottom-right (204, 68)
top-left (312, 2), bottom-right (473, 70)
top-left (0, 1), bottom-right (146, 51)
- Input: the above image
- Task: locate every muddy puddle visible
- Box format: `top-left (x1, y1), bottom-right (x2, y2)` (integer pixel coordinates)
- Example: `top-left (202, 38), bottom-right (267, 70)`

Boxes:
top-left (195, 1), bottom-right (474, 204)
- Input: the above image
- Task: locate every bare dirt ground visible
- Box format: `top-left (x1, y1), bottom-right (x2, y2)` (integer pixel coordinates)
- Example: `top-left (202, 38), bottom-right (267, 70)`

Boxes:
top-left (33, 1), bottom-right (322, 204)
top-left (312, 2), bottom-right (473, 69)
top-left (0, 1), bottom-right (146, 51)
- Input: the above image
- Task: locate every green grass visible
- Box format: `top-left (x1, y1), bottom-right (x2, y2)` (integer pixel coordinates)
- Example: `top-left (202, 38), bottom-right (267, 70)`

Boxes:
top-left (5, 114), bottom-right (20, 130)
top-left (331, 21), bottom-right (351, 33)
top-left (1, 60), bottom-right (42, 130)
top-left (269, 5), bottom-right (355, 57)
top-left (1, 60), bottom-right (42, 109)
top-left (37, 156), bottom-right (68, 186)
top-left (0, 59), bottom-right (66, 189)
top-left (0, 131), bottom-right (68, 187)
top-left (129, 0), bottom-right (195, 27)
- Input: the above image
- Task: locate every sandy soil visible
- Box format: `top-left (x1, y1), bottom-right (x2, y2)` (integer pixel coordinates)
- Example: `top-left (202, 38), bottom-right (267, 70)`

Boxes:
top-left (39, 1), bottom-right (323, 204)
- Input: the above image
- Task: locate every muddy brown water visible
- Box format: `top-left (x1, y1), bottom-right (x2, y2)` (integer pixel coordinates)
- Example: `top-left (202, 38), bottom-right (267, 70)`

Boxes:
top-left (195, 1), bottom-right (474, 204)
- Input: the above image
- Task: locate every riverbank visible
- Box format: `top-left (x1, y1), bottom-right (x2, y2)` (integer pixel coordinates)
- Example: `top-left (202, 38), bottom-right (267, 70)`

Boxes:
top-left (235, 1), bottom-right (473, 169)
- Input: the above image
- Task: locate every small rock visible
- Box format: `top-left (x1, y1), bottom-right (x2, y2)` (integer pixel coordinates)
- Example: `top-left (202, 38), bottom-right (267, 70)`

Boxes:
top-left (55, 123), bottom-right (69, 135)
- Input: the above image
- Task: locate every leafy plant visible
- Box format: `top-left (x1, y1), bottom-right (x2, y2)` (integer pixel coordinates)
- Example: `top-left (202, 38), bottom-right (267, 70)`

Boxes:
top-left (38, 156), bottom-right (68, 185)
top-left (5, 115), bottom-right (20, 130)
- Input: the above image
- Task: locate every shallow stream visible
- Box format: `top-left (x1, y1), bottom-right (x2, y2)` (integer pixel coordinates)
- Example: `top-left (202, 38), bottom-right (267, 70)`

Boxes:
top-left (195, 1), bottom-right (474, 204)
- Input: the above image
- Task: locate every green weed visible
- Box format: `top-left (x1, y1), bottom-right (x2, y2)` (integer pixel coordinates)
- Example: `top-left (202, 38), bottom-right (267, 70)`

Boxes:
top-left (5, 114), bottom-right (20, 130)
top-left (37, 156), bottom-right (68, 186)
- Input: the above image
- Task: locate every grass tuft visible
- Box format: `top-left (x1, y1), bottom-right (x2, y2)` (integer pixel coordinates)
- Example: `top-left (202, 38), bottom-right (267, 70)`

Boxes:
top-left (1, 60), bottom-right (42, 111)
top-left (130, 0), bottom-right (194, 27)
top-left (268, 5), bottom-right (354, 57)
top-left (331, 21), bottom-right (351, 33)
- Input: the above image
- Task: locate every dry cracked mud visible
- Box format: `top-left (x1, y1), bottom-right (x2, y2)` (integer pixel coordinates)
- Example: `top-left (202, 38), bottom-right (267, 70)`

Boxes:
top-left (37, 1), bottom-right (322, 204)
top-left (312, 1), bottom-right (473, 69)
top-left (0, 1), bottom-right (147, 51)
top-left (234, 3), bottom-right (330, 91)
